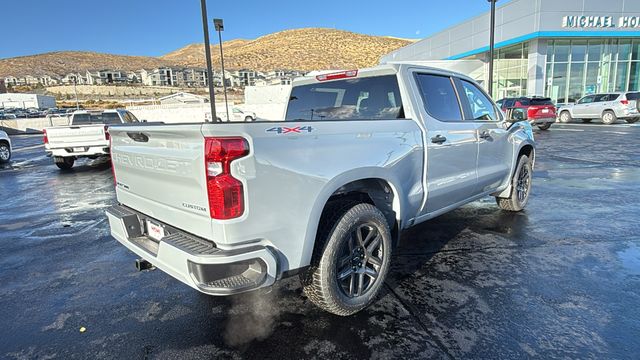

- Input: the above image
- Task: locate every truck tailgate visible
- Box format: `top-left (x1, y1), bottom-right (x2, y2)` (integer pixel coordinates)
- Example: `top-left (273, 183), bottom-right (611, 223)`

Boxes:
top-left (108, 124), bottom-right (214, 239)
top-left (46, 125), bottom-right (108, 148)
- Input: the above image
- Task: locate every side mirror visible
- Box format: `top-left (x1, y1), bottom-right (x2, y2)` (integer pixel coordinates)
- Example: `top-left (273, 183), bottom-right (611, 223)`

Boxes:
top-left (505, 107), bottom-right (528, 123)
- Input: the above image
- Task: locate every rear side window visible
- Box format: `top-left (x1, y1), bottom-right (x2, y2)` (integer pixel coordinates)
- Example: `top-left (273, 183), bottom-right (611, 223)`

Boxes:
top-left (415, 74), bottom-right (462, 121)
top-left (459, 80), bottom-right (498, 121)
top-left (285, 75), bottom-right (404, 121)
top-left (626, 92), bottom-right (640, 100)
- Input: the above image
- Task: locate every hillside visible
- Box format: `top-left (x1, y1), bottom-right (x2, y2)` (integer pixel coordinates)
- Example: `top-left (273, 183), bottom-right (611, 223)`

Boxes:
top-left (161, 28), bottom-right (413, 71)
top-left (0, 51), bottom-right (174, 78)
top-left (0, 28), bottom-right (413, 78)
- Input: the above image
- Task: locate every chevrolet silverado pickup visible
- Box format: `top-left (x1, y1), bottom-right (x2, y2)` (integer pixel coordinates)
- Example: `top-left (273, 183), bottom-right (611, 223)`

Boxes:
top-left (106, 64), bottom-right (536, 315)
top-left (44, 109), bottom-right (139, 169)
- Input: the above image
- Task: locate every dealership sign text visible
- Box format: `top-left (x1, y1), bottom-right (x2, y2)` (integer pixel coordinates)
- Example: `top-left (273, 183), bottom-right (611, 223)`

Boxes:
top-left (562, 16), bottom-right (640, 28)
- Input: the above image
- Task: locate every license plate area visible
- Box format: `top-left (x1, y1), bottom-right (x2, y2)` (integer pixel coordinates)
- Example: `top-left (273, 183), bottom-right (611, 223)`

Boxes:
top-left (73, 147), bottom-right (85, 152)
top-left (146, 219), bottom-right (165, 241)
top-left (541, 109), bottom-right (549, 113)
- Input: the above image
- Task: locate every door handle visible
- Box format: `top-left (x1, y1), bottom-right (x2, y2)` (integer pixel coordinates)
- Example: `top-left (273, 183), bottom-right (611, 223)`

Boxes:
top-left (431, 135), bottom-right (447, 144)
top-left (479, 131), bottom-right (491, 140)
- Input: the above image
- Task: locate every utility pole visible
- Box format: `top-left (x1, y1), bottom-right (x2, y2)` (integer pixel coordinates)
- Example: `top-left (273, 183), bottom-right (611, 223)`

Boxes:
top-left (214, 18), bottom-right (230, 122)
top-left (200, 0), bottom-right (217, 122)
top-left (73, 76), bottom-right (79, 110)
top-left (487, 0), bottom-right (498, 97)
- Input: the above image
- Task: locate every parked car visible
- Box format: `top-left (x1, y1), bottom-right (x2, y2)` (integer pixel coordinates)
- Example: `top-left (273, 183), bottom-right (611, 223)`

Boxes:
top-left (496, 96), bottom-right (556, 130)
top-left (557, 92), bottom-right (640, 124)
top-left (205, 107), bottom-right (257, 122)
top-left (105, 64), bottom-right (535, 315)
top-left (43, 109), bottom-right (139, 169)
top-left (0, 130), bottom-right (11, 163)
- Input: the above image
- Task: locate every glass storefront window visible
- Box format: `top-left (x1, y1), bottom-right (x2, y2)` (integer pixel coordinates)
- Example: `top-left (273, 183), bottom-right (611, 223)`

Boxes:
top-left (490, 43), bottom-right (528, 99)
top-left (571, 40), bottom-right (587, 62)
top-left (554, 40), bottom-right (570, 62)
top-left (546, 39), bottom-right (640, 103)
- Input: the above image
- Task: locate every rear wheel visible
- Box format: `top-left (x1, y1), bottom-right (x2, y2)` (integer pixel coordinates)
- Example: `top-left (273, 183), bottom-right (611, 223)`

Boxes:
top-left (559, 111), bottom-right (572, 123)
top-left (626, 118), bottom-right (639, 124)
top-left (601, 110), bottom-right (617, 125)
top-left (496, 155), bottom-right (532, 212)
top-left (302, 202), bottom-right (392, 316)
top-left (537, 123), bottom-right (551, 130)
top-left (0, 142), bottom-right (11, 163)
top-left (54, 156), bottom-right (74, 170)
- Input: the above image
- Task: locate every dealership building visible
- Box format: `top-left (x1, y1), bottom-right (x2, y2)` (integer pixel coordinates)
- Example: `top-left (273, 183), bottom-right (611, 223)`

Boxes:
top-left (381, 0), bottom-right (640, 103)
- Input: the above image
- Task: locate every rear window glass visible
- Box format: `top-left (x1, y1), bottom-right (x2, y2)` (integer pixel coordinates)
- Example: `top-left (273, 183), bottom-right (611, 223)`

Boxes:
top-left (415, 73), bottom-right (462, 121)
top-left (626, 92), bottom-right (640, 100)
top-left (285, 75), bottom-right (404, 121)
top-left (518, 98), bottom-right (553, 106)
top-left (72, 112), bottom-right (121, 125)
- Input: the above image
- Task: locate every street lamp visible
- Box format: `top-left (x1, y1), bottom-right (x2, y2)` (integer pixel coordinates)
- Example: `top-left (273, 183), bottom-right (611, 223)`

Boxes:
top-left (214, 18), bottom-right (230, 122)
top-left (199, 0), bottom-right (217, 122)
top-left (487, 0), bottom-right (498, 97)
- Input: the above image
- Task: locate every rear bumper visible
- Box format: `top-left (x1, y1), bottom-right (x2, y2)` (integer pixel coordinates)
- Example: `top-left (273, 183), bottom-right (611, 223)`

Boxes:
top-left (530, 117), bottom-right (555, 124)
top-left (106, 204), bottom-right (278, 295)
top-left (46, 145), bottom-right (110, 157)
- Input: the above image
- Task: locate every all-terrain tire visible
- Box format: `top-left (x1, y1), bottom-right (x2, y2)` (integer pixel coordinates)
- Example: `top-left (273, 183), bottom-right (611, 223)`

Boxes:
top-left (601, 110), bottom-right (617, 125)
top-left (55, 156), bottom-right (74, 170)
top-left (302, 201), bottom-right (392, 316)
top-left (496, 155), bottom-right (532, 212)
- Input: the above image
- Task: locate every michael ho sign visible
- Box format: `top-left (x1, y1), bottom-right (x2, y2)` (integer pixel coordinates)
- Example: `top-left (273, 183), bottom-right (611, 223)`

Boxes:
top-left (562, 15), bottom-right (640, 29)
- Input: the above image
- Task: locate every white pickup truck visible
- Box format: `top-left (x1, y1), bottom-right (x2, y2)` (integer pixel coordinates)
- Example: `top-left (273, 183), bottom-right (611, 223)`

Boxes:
top-left (44, 109), bottom-right (139, 169)
top-left (106, 64), bottom-right (535, 315)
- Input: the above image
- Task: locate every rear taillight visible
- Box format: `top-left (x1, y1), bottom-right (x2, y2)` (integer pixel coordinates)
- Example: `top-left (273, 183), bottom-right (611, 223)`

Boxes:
top-left (527, 107), bottom-right (536, 118)
top-left (110, 137), bottom-right (116, 187)
top-left (204, 137), bottom-right (249, 220)
top-left (621, 100), bottom-right (629, 105)
top-left (43, 129), bottom-right (48, 144)
top-left (104, 125), bottom-right (110, 141)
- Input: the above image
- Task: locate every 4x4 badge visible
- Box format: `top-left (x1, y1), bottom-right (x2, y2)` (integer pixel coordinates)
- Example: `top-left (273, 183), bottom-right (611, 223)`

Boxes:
top-left (266, 126), bottom-right (314, 134)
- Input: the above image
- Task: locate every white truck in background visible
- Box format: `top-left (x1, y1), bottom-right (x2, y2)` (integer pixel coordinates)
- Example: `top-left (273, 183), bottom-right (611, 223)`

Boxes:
top-left (44, 109), bottom-right (140, 169)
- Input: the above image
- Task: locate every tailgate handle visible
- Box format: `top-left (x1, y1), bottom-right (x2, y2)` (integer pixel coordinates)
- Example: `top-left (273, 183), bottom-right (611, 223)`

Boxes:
top-left (127, 132), bottom-right (149, 142)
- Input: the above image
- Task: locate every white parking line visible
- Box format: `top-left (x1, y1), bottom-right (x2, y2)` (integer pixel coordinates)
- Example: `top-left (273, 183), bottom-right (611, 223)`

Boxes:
top-left (13, 144), bottom-right (44, 152)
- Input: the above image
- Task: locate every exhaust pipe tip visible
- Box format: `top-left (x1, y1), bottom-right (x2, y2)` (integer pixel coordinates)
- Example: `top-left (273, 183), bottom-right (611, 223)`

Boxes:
top-left (135, 259), bottom-right (155, 272)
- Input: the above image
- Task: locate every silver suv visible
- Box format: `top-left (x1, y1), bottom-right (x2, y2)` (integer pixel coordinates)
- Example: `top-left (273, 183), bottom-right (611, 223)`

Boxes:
top-left (558, 92), bottom-right (640, 124)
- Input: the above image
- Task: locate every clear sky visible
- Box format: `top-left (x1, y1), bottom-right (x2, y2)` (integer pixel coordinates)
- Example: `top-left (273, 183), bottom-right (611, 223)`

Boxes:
top-left (1, 0), bottom-right (510, 59)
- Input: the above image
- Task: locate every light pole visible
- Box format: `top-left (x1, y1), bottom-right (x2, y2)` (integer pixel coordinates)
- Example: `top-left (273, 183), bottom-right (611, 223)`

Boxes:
top-left (487, 0), bottom-right (497, 97)
top-left (200, 0), bottom-right (217, 122)
top-left (214, 18), bottom-right (230, 122)
top-left (73, 76), bottom-right (79, 110)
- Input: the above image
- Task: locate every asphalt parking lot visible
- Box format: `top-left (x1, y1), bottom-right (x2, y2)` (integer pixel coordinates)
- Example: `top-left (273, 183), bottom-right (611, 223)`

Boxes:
top-left (1, 122), bottom-right (639, 359)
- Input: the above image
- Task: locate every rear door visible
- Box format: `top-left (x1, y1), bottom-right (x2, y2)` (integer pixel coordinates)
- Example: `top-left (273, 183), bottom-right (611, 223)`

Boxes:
top-left (455, 78), bottom-right (512, 194)
top-left (412, 72), bottom-right (479, 214)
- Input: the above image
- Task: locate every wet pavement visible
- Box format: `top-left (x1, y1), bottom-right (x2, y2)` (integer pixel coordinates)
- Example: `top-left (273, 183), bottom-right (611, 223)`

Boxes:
top-left (1, 123), bottom-right (639, 359)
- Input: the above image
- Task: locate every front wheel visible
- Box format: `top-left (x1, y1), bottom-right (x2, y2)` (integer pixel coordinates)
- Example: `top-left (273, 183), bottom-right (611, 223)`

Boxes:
top-left (0, 142), bottom-right (11, 163)
top-left (537, 123), bottom-right (551, 130)
top-left (302, 202), bottom-right (392, 316)
top-left (54, 156), bottom-right (74, 170)
top-left (496, 155), bottom-right (532, 212)
top-left (244, 116), bottom-right (254, 122)
top-left (601, 110), bottom-right (617, 125)
top-left (559, 111), bottom-right (572, 123)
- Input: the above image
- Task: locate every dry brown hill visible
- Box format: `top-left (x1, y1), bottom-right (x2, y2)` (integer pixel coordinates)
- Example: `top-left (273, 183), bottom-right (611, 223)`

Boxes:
top-left (162, 28), bottom-right (412, 71)
top-left (0, 28), bottom-right (412, 78)
top-left (0, 51), bottom-right (174, 78)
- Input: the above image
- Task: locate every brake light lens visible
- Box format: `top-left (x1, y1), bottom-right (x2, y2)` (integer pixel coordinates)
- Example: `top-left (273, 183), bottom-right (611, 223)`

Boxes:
top-left (104, 125), bottom-right (110, 141)
top-left (621, 99), bottom-right (629, 105)
top-left (110, 137), bottom-right (116, 187)
top-left (204, 137), bottom-right (249, 219)
top-left (43, 129), bottom-right (48, 144)
top-left (316, 70), bottom-right (358, 82)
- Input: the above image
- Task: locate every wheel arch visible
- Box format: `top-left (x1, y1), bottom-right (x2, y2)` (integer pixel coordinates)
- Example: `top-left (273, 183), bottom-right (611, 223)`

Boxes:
top-left (300, 171), bottom-right (405, 267)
